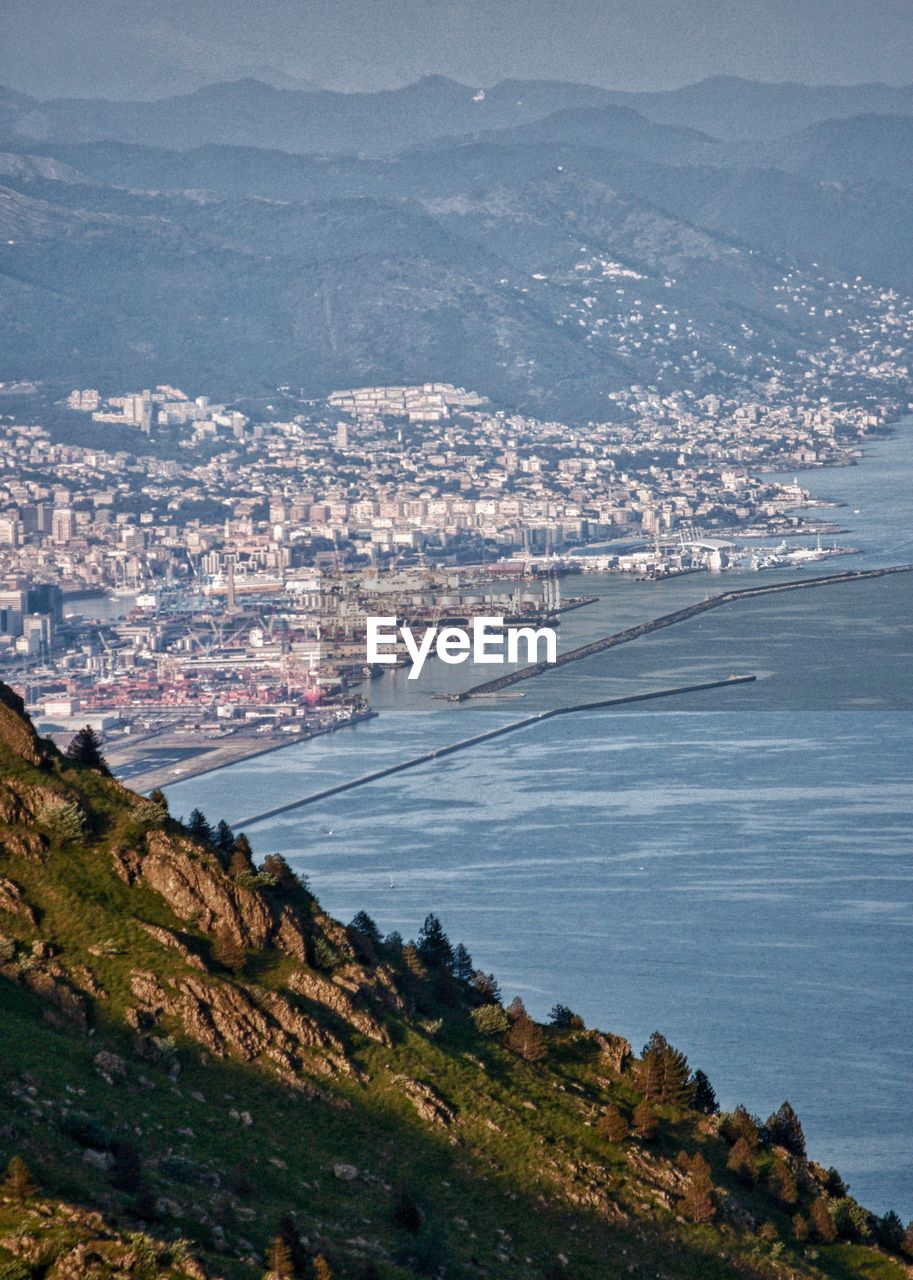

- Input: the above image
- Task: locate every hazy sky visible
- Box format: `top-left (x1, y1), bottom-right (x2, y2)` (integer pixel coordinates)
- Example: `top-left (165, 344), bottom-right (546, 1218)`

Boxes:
top-left (2, 0), bottom-right (911, 99)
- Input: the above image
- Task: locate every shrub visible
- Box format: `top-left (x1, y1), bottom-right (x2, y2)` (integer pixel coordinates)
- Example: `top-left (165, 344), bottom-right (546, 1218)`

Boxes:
top-left (595, 1105), bottom-right (629, 1143)
top-left (36, 794), bottom-right (85, 842)
top-left (632, 1101), bottom-right (658, 1141)
top-left (471, 1004), bottom-right (509, 1036)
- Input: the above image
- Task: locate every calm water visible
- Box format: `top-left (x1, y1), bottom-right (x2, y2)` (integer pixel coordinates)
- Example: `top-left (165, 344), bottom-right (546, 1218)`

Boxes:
top-left (167, 423), bottom-right (913, 1216)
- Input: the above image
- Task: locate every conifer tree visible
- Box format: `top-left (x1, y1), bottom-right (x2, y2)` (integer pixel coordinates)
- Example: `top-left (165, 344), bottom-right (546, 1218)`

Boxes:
top-left (234, 832), bottom-right (254, 861)
top-left (633, 1100), bottom-right (658, 1142)
top-left (901, 1220), bottom-right (913, 1258)
top-left (810, 1196), bottom-right (837, 1243)
top-left (263, 1235), bottom-right (295, 1280)
top-left (312, 1257), bottom-right (332, 1280)
top-left (680, 1154), bottom-right (716, 1223)
top-left (507, 1012), bottom-right (547, 1062)
top-left (596, 1105), bottom-right (629, 1143)
top-left (187, 808), bottom-right (212, 842)
top-left (229, 849), bottom-right (254, 878)
top-left (470, 970), bottom-right (501, 1002)
top-left (261, 853), bottom-right (298, 891)
top-left (690, 1069), bottom-right (718, 1114)
top-left (65, 725), bottom-right (111, 774)
top-left (721, 1105), bottom-right (760, 1148)
top-left (793, 1213), bottom-right (809, 1241)
top-left (149, 788), bottom-right (168, 811)
top-left (349, 911), bottom-right (382, 947)
top-left (767, 1157), bottom-right (798, 1208)
top-left (726, 1136), bottom-right (757, 1186)
top-left (877, 1210), bottom-right (904, 1252)
top-left (276, 1213), bottom-right (306, 1277)
top-left (763, 1100), bottom-right (806, 1157)
top-left (416, 913), bottom-right (453, 969)
top-left (2, 1156), bottom-right (35, 1201)
top-left (214, 819), bottom-right (235, 859)
top-left (638, 1031), bottom-right (693, 1105)
top-left (452, 942), bottom-right (474, 982)
top-left (506, 995), bottom-right (527, 1022)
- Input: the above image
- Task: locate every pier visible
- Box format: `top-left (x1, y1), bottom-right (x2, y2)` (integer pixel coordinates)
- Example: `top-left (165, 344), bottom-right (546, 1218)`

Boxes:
top-left (448, 564), bottom-right (913, 701)
top-left (235, 674), bottom-right (756, 826)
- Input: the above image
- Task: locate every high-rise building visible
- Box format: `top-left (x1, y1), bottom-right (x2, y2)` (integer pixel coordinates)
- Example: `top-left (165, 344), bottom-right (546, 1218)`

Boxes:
top-left (51, 507), bottom-right (75, 543)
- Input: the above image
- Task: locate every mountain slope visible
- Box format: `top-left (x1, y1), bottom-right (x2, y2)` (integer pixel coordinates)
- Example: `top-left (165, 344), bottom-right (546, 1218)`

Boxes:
top-left (0, 683), bottom-right (910, 1279)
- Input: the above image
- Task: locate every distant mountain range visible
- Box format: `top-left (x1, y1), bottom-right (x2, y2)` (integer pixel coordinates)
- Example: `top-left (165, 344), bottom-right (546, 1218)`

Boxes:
top-left (0, 74), bottom-right (911, 416)
top-left (3, 74), bottom-right (913, 153)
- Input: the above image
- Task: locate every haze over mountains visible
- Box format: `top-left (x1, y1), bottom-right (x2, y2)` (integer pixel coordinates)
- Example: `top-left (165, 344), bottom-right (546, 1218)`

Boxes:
top-left (0, 74), bottom-right (911, 417)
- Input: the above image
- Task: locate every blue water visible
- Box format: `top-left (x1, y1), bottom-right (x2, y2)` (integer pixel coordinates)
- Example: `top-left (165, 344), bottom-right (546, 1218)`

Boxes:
top-left (166, 423), bottom-right (913, 1216)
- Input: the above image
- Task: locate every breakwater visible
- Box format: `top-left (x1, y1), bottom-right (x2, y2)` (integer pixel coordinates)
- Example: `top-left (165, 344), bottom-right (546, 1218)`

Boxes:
top-left (235, 674), bottom-right (756, 826)
top-left (449, 564), bottom-right (913, 700)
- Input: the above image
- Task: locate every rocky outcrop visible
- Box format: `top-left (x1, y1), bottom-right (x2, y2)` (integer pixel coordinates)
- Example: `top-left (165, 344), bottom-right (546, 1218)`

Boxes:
top-left (0, 683), bottom-right (46, 767)
top-left (0, 875), bottom-right (38, 924)
top-left (128, 968), bottom-right (351, 1082)
top-left (138, 921), bottom-right (207, 970)
top-left (286, 966), bottom-right (392, 1044)
top-left (390, 1075), bottom-right (456, 1127)
top-left (0, 957), bottom-right (89, 1030)
top-left (114, 833), bottom-right (274, 947)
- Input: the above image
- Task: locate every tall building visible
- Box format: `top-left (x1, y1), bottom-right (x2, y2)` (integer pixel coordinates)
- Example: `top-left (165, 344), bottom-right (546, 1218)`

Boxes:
top-left (51, 507), bottom-right (75, 543)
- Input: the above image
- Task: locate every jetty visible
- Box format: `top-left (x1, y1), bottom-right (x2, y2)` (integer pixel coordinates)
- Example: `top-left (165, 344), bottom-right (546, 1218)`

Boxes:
top-left (447, 564), bottom-right (913, 701)
top-left (235, 674), bottom-right (756, 825)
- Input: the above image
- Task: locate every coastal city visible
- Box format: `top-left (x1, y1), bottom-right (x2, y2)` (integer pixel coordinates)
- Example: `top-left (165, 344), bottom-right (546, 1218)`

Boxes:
top-left (0, 327), bottom-right (910, 788)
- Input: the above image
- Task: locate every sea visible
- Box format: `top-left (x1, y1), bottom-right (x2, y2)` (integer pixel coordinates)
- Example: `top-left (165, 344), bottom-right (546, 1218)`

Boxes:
top-left (166, 421), bottom-right (913, 1217)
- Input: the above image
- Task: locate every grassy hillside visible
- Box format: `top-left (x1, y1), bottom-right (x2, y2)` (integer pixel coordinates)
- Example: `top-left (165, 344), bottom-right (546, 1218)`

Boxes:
top-left (0, 683), bottom-right (909, 1280)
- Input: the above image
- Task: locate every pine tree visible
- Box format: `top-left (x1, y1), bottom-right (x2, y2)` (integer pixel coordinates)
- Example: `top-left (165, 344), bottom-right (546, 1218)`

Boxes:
top-left (548, 1003), bottom-right (583, 1029)
top-left (767, 1157), bottom-right (798, 1208)
top-left (596, 1105), bottom-right (629, 1143)
top-left (229, 849), bottom-right (254, 878)
top-left (810, 1196), bottom-right (837, 1243)
top-left (261, 853), bottom-right (298, 891)
top-left (312, 1257), bottom-right (332, 1280)
top-left (721, 1105), bottom-right (760, 1148)
top-left (276, 1213), bottom-right (306, 1276)
top-left (149, 788), bottom-right (168, 811)
top-left (638, 1032), bottom-right (693, 1106)
top-left (690, 1069), bottom-right (718, 1114)
top-left (507, 1012), bottom-right (547, 1062)
top-left (2, 1156), bottom-right (35, 1200)
top-left (901, 1220), bottom-right (913, 1258)
top-left (263, 1235), bottom-right (295, 1280)
top-left (186, 808), bottom-right (212, 842)
top-left (349, 911), bottom-right (382, 947)
top-left (877, 1210), bottom-right (904, 1251)
top-left (470, 970), bottom-right (500, 1002)
top-left (763, 1100), bottom-right (806, 1157)
top-left (452, 942), bottom-right (474, 982)
top-left (632, 1100), bottom-right (658, 1142)
top-left (792, 1213), bottom-right (809, 1241)
top-left (234, 832), bottom-right (254, 861)
top-left (416, 913), bottom-right (453, 969)
top-left (214, 819), bottom-right (235, 859)
top-left (506, 995), bottom-right (527, 1021)
top-left (65, 725), bottom-right (111, 774)
top-left (726, 1136), bottom-right (757, 1186)
top-left (680, 1153), bottom-right (716, 1224)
